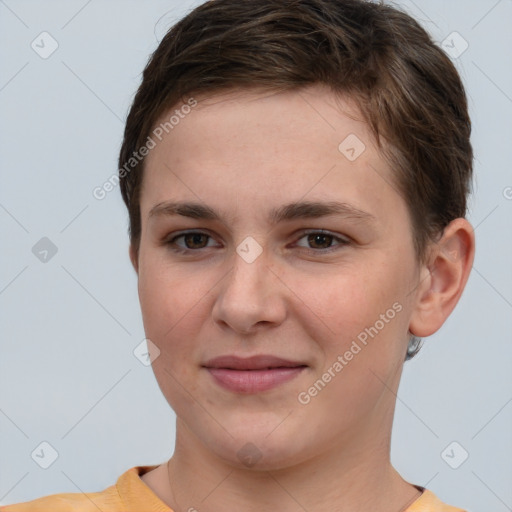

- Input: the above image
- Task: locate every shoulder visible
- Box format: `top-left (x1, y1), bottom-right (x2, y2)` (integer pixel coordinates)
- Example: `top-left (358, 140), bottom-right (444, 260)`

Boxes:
top-left (0, 485), bottom-right (119, 512)
top-left (407, 488), bottom-right (467, 512)
top-left (0, 466), bottom-right (162, 512)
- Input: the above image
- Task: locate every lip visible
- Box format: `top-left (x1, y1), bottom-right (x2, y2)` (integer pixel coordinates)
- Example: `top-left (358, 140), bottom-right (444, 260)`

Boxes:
top-left (202, 355), bottom-right (307, 393)
top-left (203, 354), bottom-right (306, 370)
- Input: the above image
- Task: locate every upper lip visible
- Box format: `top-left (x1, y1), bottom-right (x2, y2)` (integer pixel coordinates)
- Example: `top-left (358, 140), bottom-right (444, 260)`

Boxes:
top-left (203, 355), bottom-right (307, 370)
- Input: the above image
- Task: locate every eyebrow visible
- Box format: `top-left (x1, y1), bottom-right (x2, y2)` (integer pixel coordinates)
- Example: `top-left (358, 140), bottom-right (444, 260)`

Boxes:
top-left (148, 200), bottom-right (376, 224)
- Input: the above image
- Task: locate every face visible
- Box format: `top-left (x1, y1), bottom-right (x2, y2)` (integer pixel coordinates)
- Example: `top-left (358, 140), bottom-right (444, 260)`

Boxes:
top-left (132, 85), bottom-right (423, 470)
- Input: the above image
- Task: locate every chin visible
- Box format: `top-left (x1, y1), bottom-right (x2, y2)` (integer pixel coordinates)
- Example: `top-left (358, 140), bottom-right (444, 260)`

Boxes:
top-left (201, 423), bottom-right (315, 472)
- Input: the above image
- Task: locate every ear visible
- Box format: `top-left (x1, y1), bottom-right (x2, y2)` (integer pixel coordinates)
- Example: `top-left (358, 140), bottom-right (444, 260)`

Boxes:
top-left (129, 244), bottom-right (139, 274)
top-left (408, 218), bottom-right (475, 338)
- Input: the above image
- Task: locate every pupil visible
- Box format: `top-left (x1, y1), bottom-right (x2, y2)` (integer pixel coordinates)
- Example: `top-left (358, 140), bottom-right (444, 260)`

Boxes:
top-left (309, 233), bottom-right (331, 249)
top-left (186, 233), bottom-right (206, 248)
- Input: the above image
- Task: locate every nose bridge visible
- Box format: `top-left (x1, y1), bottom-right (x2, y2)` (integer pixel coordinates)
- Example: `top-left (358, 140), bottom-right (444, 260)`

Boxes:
top-left (212, 238), bottom-right (285, 332)
top-left (226, 242), bottom-right (270, 303)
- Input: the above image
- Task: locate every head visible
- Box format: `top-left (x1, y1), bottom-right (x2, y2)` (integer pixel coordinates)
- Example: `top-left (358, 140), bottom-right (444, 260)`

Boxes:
top-left (119, 0), bottom-right (474, 470)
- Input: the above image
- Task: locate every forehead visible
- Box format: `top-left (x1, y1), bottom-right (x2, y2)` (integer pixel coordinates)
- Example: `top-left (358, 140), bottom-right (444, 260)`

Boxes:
top-left (150, 84), bottom-right (373, 155)
top-left (140, 84), bottom-right (405, 229)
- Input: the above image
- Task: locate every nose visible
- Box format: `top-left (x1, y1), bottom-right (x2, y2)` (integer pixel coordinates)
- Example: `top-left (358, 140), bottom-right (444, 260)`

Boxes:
top-left (211, 242), bottom-right (287, 335)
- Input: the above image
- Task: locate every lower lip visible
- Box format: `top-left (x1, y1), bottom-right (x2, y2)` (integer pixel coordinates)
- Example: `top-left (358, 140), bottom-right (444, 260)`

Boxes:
top-left (205, 367), bottom-right (306, 393)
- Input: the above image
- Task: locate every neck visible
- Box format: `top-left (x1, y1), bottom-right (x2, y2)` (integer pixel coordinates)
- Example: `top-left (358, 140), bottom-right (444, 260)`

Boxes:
top-left (160, 417), bottom-right (420, 512)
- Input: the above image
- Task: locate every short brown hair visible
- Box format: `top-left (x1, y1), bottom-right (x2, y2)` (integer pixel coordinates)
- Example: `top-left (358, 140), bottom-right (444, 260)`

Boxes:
top-left (119, 0), bottom-right (473, 267)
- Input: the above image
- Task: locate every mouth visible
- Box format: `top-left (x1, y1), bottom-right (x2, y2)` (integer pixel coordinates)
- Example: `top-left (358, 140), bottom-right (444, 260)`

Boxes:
top-left (202, 355), bottom-right (308, 393)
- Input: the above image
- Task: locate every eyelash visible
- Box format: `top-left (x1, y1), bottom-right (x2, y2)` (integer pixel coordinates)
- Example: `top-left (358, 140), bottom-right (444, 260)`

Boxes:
top-left (164, 229), bottom-right (351, 255)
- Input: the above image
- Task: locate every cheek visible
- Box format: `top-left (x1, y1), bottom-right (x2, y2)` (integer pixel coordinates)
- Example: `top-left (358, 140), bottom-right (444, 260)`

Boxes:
top-left (137, 261), bottom-right (209, 406)
top-left (290, 261), bottom-right (399, 341)
top-left (137, 256), bottom-right (208, 353)
top-left (301, 273), bottom-right (407, 418)
top-left (300, 260), bottom-right (411, 379)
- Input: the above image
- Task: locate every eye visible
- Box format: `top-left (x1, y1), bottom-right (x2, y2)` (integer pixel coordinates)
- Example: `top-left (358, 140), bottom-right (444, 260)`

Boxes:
top-left (294, 230), bottom-right (350, 251)
top-left (166, 231), bottom-right (219, 252)
top-left (164, 229), bottom-right (350, 254)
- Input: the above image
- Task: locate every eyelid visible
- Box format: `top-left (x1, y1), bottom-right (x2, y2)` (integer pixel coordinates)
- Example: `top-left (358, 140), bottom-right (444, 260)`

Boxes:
top-left (292, 229), bottom-right (351, 250)
top-left (166, 230), bottom-right (221, 249)
top-left (164, 228), bottom-right (350, 254)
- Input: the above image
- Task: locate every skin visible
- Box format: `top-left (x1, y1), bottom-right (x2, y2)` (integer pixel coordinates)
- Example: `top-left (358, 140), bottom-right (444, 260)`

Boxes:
top-left (129, 84), bottom-right (475, 512)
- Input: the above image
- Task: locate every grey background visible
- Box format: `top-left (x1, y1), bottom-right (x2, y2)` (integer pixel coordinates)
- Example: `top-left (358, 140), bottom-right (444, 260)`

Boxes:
top-left (0, 1), bottom-right (511, 510)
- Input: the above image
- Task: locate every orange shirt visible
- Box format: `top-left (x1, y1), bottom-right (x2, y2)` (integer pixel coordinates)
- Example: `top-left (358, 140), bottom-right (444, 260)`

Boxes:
top-left (0, 466), bottom-right (467, 511)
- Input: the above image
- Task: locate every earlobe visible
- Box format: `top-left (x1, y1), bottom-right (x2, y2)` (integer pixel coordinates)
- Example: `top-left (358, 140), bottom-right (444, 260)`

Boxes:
top-left (408, 218), bottom-right (475, 338)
